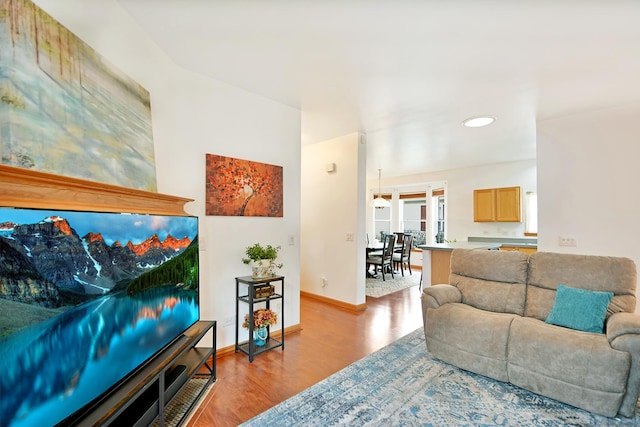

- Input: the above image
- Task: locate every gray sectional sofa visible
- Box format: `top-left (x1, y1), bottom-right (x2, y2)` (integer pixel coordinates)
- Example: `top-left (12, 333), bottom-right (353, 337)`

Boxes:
top-left (421, 248), bottom-right (640, 417)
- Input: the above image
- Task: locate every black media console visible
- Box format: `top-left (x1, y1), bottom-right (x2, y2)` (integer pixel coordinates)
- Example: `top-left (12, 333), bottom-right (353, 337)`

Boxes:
top-left (75, 321), bottom-right (216, 427)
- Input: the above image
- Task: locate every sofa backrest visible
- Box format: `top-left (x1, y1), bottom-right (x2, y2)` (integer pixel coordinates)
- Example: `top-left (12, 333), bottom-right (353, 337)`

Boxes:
top-left (525, 252), bottom-right (637, 321)
top-left (449, 249), bottom-right (529, 315)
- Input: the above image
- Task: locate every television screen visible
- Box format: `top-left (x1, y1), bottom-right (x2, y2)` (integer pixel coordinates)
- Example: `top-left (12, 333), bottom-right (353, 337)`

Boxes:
top-left (0, 207), bottom-right (199, 427)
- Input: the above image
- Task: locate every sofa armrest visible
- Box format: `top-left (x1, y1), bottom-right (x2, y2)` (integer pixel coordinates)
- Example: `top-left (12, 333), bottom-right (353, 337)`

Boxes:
top-left (422, 284), bottom-right (462, 310)
top-left (607, 312), bottom-right (640, 343)
top-left (606, 312), bottom-right (640, 417)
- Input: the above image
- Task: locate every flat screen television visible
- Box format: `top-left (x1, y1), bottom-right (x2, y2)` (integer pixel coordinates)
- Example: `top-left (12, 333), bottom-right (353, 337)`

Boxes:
top-left (0, 207), bottom-right (200, 427)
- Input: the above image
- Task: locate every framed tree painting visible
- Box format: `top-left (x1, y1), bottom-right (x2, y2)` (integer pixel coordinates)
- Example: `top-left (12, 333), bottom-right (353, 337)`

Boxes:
top-left (206, 154), bottom-right (283, 217)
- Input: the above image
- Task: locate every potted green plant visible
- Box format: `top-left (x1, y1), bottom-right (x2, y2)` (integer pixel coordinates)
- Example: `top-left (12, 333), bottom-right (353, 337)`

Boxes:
top-left (242, 243), bottom-right (282, 278)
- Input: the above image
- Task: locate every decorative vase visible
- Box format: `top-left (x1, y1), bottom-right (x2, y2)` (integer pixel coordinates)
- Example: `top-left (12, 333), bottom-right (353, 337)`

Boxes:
top-left (253, 326), bottom-right (268, 346)
top-left (251, 259), bottom-right (272, 279)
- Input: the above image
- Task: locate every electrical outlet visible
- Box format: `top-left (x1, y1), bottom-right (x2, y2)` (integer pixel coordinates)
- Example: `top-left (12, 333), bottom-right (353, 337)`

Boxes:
top-left (558, 236), bottom-right (577, 247)
top-left (222, 316), bottom-right (234, 327)
top-left (288, 234), bottom-right (295, 245)
top-left (321, 276), bottom-right (328, 287)
top-left (346, 232), bottom-right (354, 242)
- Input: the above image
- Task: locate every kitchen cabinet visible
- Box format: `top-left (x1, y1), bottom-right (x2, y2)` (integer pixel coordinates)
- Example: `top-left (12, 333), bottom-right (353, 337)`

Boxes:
top-left (474, 186), bottom-right (521, 222)
top-left (473, 189), bottom-right (496, 222)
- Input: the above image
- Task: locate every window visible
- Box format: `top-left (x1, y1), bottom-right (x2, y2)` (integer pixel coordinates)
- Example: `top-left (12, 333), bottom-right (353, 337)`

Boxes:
top-left (401, 199), bottom-right (426, 232)
top-left (525, 192), bottom-right (538, 235)
top-left (401, 196), bottom-right (426, 247)
top-left (435, 195), bottom-right (445, 242)
top-left (373, 204), bottom-right (391, 241)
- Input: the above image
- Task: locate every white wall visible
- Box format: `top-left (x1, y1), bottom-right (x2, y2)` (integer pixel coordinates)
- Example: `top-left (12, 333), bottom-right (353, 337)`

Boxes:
top-left (537, 104), bottom-right (640, 312)
top-left (372, 159), bottom-right (537, 242)
top-left (301, 133), bottom-right (366, 306)
top-left (35, 0), bottom-right (302, 347)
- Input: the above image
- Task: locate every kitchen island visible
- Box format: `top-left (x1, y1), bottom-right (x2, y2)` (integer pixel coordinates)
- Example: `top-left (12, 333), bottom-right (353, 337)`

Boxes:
top-left (419, 242), bottom-right (501, 287)
top-left (418, 238), bottom-right (537, 287)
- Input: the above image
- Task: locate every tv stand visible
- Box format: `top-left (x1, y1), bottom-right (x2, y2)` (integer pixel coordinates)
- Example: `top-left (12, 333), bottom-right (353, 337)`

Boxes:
top-left (75, 321), bottom-right (216, 427)
top-left (0, 166), bottom-right (213, 426)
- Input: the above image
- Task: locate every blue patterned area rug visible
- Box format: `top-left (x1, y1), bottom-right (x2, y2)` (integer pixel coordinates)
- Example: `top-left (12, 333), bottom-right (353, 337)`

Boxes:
top-left (241, 328), bottom-right (640, 426)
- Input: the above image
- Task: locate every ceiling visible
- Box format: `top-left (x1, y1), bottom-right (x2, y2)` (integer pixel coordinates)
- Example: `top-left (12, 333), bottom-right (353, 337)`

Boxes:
top-left (117, 0), bottom-right (640, 179)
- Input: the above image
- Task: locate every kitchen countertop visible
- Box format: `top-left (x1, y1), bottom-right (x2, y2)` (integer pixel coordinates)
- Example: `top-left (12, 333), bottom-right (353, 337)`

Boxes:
top-left (497, 242), bottom-right (538, 248)
top-left (468, 236), bottom-right (537, 249)
top-left (419, 237), bottom-right (538, 251)
top-left (418, 242), bottom-right (502, 251)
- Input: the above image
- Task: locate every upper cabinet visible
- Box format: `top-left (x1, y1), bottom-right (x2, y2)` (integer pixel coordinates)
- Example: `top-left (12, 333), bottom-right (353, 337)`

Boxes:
top-left (473, 188), bottom-right (496, 222)
top-left (473, 186), bottom-right (521, 222)
top-left (495, 186), bottom-right (521, 222)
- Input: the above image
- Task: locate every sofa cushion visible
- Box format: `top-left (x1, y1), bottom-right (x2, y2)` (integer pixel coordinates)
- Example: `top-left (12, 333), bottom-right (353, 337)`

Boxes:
top-left (545, 284), bottom-right (613, 333)
top-left (508, 317), bottom-right (630, 417)
top-left (425, 303), bottom-right (517, 382)
top-left (449, 249), bottom-right (528, 315)
top-left (525, 252), bottom-right (637, 321)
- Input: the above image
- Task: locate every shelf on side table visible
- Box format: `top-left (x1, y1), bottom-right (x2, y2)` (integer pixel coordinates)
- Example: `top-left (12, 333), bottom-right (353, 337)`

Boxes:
top-left (236, 335), bottom-right (284, 358)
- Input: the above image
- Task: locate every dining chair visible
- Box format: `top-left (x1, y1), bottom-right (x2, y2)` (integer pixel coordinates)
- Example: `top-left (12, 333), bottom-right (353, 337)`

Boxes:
top-left (392, 234), bottom-right (413, 276)
top-left (394, 232), bottom-right (411, 254)
top-left (366, 233), bottom-right (396, 281)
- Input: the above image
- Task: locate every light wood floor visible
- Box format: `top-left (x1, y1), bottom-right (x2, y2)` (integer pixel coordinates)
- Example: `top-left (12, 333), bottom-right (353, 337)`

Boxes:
top-left (188, 283), bottom-right (424, 427)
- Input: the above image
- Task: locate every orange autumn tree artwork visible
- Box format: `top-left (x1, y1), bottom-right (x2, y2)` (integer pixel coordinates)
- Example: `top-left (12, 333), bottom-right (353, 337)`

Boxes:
top-left (206, 154), bottom-right (283, 217)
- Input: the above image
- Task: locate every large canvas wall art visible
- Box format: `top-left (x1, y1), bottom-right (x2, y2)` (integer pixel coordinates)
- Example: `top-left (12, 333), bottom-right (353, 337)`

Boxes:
top-left (206, 154), bottom-right (283, 217)
top-left (0, 0), bottom-right (157, 191)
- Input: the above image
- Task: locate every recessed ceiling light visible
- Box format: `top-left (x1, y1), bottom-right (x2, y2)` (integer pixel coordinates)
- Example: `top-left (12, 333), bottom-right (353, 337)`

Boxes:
top-left (463, 116), bottom-right (496, 128)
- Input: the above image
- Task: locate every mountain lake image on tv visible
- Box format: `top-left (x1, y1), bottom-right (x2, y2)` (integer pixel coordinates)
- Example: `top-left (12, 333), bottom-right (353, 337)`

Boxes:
top-left (0, 207), bottom-right (200, 427)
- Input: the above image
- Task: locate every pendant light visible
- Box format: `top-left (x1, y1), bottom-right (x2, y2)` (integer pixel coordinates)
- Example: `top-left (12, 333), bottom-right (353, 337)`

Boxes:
top-left (371, 169), bottom-right (390, 209)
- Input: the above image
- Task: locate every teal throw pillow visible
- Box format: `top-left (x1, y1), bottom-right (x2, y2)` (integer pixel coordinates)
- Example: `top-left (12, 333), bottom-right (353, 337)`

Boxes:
top-left (545, 284), bottom-right (613, 333)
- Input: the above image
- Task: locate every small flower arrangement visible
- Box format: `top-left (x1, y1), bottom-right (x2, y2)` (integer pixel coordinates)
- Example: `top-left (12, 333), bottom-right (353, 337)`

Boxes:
top-left (242, 308), bottom-right (278, 329)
